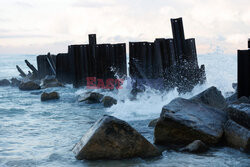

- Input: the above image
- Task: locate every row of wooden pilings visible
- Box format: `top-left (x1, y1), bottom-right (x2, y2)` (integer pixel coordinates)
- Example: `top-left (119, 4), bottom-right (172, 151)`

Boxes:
top-left (35, 17), bottom-right (206, 92)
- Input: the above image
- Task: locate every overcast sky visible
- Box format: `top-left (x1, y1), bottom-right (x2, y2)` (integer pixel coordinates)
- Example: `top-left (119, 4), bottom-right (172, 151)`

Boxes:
top-left (0, 0), bottom-right (249, 55)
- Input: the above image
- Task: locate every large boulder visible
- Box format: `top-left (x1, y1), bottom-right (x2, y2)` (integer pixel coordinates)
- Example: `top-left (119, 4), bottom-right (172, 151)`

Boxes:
top-left (42, 75), bottom-right (64, 88)
top-left (41, 92), bottom-right (60, 101)
top-left (154, 98), bottom-right (227, 145)
top-left (180, 140), bottom-right (208, 153)
top-left (226, 104), bottom-right (250, 129)
top-left (72, 115), bottom-right (161, 160)
top-left (101, 96), bottom-right (117, 107)
top-left (190, 86), bottom-right (227, 110)
top-left (19, 81), bottom-right (41, 91)
top-left (0, 79), bottom-right (10, 86)
top-left (224, 120), bottom-right (250, 152)
top-left (78, 92), bottom-right (104, 104)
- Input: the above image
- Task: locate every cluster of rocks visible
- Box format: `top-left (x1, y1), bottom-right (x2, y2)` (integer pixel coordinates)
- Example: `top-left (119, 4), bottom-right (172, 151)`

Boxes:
top-left (78, 92), bottom-right (117, 108)
top-left (73, 86), bottom-right (250, 161)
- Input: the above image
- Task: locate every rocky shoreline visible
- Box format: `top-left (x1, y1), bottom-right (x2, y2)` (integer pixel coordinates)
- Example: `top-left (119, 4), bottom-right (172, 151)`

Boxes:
top-left (0, 76), bottom-right (249, 160)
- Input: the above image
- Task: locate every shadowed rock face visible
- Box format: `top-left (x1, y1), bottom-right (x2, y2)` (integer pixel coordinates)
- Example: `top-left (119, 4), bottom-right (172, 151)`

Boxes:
top-left (19, 81), bottom-right (41, 91)
top-left (101, 96), bottom-right (117, 107)
top-left (78, 92), bottom-right (104, 104)
top-left (72, 115), bottom-right (161, 160)
top-left (226, 104), bottom-right (250, 129)
top-left (224, 120), bottom-right (250, 152)
top-left (154, 98), bottom-right (227, 146)
top-left (190, 86), bottom-right (227, 110)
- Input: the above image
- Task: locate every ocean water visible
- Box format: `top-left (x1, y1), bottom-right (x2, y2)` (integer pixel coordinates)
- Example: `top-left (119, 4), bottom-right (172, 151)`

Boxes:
top-left (0, 54), bottom-right (249, 167)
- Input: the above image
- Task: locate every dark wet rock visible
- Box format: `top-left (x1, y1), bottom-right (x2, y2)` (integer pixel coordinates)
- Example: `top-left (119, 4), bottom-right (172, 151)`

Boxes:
top-left (42, 75), bottom-right (64, 88)
top-left (226, 93), bottom-right (238, 104)
top-left (0, 79), bottom-right (10, 86)
top-left (78, 92), bottom-right (104, 104)
top-left (41, 92), bottom-right (60, 101)
top-left (154, 97), bottom-right (227, 145)
top-left (10, 78), bottom-right (21, 87)
top-left (224, 120), bottom-right (250, 152)
top-left (72, 115), bottom-right (161, 160)
top-left (180, 140), bottom-right (208, 153)
top-left (148, 118), bottom-right (159, 127)
top-left (190, 86), bottom-right (227, 110)
top-left (101, 96), bottom-right (117, 107)
top-left (19, 81), bottom-right (41, 91)
top-left (226, 104), bottom-right (250, 129)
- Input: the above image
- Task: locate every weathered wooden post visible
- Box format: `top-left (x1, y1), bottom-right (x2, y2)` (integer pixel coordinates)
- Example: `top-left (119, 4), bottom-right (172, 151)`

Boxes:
top-left (171, 18), bottom-right (186, 63)
top-left (237, 49), bottom-right (250, 98)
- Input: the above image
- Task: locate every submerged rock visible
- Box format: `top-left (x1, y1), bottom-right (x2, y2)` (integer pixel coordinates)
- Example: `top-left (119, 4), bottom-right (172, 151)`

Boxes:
top-left (224, 120), bottom-right (250, 152)
top-left (101, 96), bottom-right (117, 107)
top-left (78, 92), bottom-right (104, 104)
top-left (154, 98), bottom-right (227, 145)
top-left (19, 81), bottom-right (41, 91)
top-left (72, 115), bottom-right (161, 160)
top-left (180, 140), bottom-right (208, 153)
top-left (42, 75), bottom-right (64, 88)
top-left (190, 86), bottom-right (227, 110)
top-left (10, 78), bottom-right (21, 87)
top-left (0, 79), bottom-right (10, 86)
top-left (226, 104), bottom-right (250, 129)
top-left (41, 92), bottom-right (60, 101)
top-left (148, 118), bottom-right (159, 127)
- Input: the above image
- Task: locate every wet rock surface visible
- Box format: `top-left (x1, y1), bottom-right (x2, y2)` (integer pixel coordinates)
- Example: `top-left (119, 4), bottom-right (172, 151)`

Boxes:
top-left (10, 78), bottom-right (21, 87)
top-left (190, 86), bottom-right (227, 110)
top-left (78, 92), bottom-right (104, 104)
top-left (101, 96), bottom-right (117, 107)
top-left (224, 120), bottom-right (250, 152)
top-left (41, 76), bottom-right (64, 88)
top-left (148, 118), bottom-right (159, 127)
top-left (41, 92), bottom-right (60, 101)
top-left (72, 115), bottom-right (161, 160)
top-left (154, 97), bottom-right (227, 145)
top-left (19, 81), bottom-right (41, 91)
top-left (180, 140), bottom-right (208, 153)
top-left (226, 104), bottom-right (250, 129)
top-left (0, 79), bottom-right (10, 86)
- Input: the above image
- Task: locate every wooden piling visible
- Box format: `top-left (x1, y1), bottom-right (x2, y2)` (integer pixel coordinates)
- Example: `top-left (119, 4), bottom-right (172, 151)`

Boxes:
top-left (237, 50), bottom-right (250, 98)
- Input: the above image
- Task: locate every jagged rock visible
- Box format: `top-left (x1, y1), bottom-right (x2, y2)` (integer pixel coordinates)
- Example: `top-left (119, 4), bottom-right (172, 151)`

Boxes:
top-left (10, 78), bottom-right (21, 87)
top-left (224, 120), bottom-right (250, 152)
top-left (190, 86), bottom-right (227, 110)
top-left (0, 79), bottom-right (10, 86)
top-left (41, 92), bottom-right (60, 101)
top-left (180, 140), bottom-right (208, 153)
top-left (42, 75), bottom-right (64, 88)
top-left (19, 81), bottom-right (41, 91)
top-left (78, 92), bottom-right (104, 104)
top-left (101, 96), bottom-right (117, 107)
top-left (148, 118), bottom-right (159, 127)
top-left (154, 98), bottom-right (227, 145)
top-left (226, 93), bottom-right (238, 104)
top-left (226, 104), bottom-right (250, 129)
top-left (72, 115), bottom-right (161, 160)
top-left (232, 83), bottom-right (237, 90)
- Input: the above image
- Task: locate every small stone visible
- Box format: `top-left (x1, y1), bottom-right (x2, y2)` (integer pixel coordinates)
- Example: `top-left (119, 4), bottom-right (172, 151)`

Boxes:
top-left (78, 92), bottom-right (104, 104)
top-left (41, 92), bottom-right (60, 101)
top-left (101, 96), bottom-right (117, 107)
top-left (180, 140), bottom-right (208, 153)
top-left (0, 79), bottom-right (10, 86)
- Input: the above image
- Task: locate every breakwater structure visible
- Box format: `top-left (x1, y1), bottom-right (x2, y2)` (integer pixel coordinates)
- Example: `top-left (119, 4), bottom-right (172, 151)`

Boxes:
top-left (16, 17), bottom-right (206, 93)
top-left (237, 39), bottom-right (250, 98)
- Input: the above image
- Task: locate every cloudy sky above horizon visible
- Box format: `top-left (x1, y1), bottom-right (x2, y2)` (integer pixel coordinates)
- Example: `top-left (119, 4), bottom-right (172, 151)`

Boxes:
top-left (0, 0), bottom-right (249, 55)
